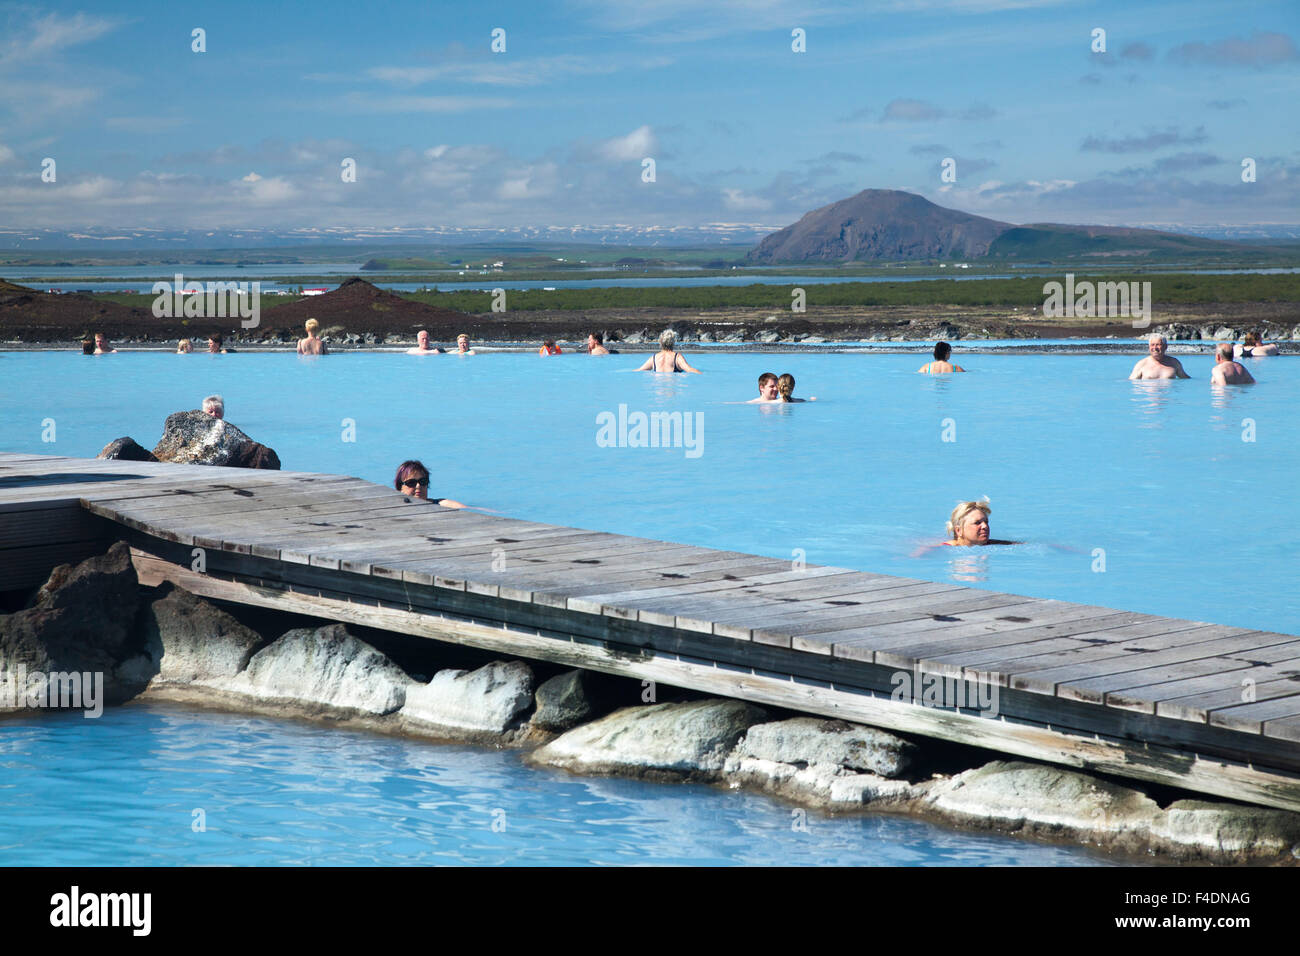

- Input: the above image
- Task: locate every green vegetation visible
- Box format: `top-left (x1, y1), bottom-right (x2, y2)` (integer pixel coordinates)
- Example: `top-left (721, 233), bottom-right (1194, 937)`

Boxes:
top-left (87, 271), bottom-right (1299, 314)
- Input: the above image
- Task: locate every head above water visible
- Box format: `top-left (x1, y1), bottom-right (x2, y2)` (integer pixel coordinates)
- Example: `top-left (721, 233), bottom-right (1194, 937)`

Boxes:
top-left (778, 373), bottom-right (795, 400)
top-left (177, 338), bottom-right (192, 353)
top-left (81, 338), bottom-right (94, 354)
top-left (947, 500), bottom-right (992, 545)
top-left (202, 394), bottom-right (224, 419)
top-left (1216, 342), bottom-right (1235, 361)
top-left (394, 459), bottom-right (430, 499)
top-left (933, 341), bottom-right (952, 361)
top-left (1147, 333), bottom-right (1167, 356)
top-left (1243, 331), bottom-right (1260, 347)
top-left (305, 318), bottom-right (319, 335)
top-left (589, 331), bottom-right (603, 345)
top-left (659, 329), bottom-right (677, 351)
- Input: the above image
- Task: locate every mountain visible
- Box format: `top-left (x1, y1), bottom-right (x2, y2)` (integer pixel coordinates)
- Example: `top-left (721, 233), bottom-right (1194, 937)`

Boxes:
top-left (747, 190), bottom-right (1012, 263)
top-left (747, 189), bottom-right (1268, 263)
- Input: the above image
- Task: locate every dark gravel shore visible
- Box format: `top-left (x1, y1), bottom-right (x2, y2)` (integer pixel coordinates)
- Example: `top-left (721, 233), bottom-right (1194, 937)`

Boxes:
top-left (3, 277), bottom-right (1296, 348)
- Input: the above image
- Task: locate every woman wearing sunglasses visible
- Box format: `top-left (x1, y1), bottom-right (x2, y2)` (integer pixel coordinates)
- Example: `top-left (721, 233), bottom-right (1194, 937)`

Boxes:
top-left (393, 460), bottom-right (468, 509)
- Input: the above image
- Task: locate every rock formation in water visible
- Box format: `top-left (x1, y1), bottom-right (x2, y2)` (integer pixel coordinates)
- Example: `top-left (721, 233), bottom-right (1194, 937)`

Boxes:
top-left (96, 437), bottom-right (158, 462)
top-left (150, 410), bottom-right (281, 469)
top-left (98, 411), bottom-right (281, 469)
top-left (0, 542), bottom-right (146, 705)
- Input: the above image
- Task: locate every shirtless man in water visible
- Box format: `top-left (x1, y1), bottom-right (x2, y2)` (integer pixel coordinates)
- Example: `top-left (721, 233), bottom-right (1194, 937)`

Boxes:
top-left (746, 372), bottom-right (782, 403)
top-left (1210, 342), bottom-right (1256, 385)
top-left (1129, 334), bottom-right (1189, 380)
top-left (297, 318), bottom-right (327, 355)
top-left (407, 330), bottom-right (442, 354)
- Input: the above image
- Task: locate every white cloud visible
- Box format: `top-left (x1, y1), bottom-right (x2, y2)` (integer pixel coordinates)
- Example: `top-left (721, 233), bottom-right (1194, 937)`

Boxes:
top-left (0, 11), bottom-right (118, 69)
top-left (598, 126), bottom-right (656, 162)
top-left (241, 172), bottom-right (263, 182)
top-left (721, 187), bottom-right (772, 211)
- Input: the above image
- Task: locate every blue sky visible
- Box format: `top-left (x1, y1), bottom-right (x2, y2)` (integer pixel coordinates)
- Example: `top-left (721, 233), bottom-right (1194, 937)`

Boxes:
top-left (0, 0), bottom-right (1296, 233)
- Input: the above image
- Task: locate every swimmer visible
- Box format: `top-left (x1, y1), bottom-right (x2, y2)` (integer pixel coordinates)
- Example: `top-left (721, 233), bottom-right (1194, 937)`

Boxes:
top-left (407, 330), bottom-right (443, 355)
top-left (202, 394), bottom-right (225, 420)
top-left (634, 329), bottom-right (701, 374)
top-left (917, 341), bottom-right (964, 374)
top-left (778, 372), bottom-right (815, 402)
top-left (539, 339), bottom-right (562, 356)
top-left (453, 333), bottom-right (475, 355)
top-left (587, 332), bottom-right (612, 355)
top-left (1129, 334), bottom-right (1189, 380)
top-left (297, 317), bottom-right (327, 355)
top-left (207, 334), bottom-right (231, 354)
top-left (1235, 330), bottom-right (1279, 359)
top-left (394, 459), bottom-right (467, 509)
top-left (943, 500), bottom-right (1018, 547)
top-left (80, 338), bottom-right (95, 355)
top-left (1210, 342), bottom-right (1256, 385)
top-left (177, 338), bottom-right (193, 354)
top-left (93, 332), bottom-right (117, 354)
top-left (746, 372), bottom-right (782, 403)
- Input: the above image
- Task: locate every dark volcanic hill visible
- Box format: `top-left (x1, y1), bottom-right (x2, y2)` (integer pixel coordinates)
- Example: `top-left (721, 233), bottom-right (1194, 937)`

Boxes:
top-left (0, 280), bottom-right (150, 342)
top-left (747, 189), bottom-right (1011, 263)
top-left (747, 189), bottom-right (1262, 263)
top-left (267, 277), bottom-right (470, 331)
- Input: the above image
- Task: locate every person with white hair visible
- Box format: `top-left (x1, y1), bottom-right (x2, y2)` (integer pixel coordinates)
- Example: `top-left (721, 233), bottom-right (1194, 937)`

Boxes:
top-left (944, 500), bottom-right (1018, 547)
top-left (1210, 342), bottom-right (1256, 385)
top-left (634, 329), bottom-right (701, 374)
top-left (1129, 334), bottom-right (1190, 380)
top-left (201, 394), bottom-right (224, 420)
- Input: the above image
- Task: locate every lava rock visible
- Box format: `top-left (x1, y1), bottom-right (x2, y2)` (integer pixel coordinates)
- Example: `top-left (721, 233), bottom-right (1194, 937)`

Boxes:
top-left (401, 660), bottom-right (535, 733)
top-left (151, 410), bottom-right (281, 469)
top-left (97, 437), bottom-right (158, 462)
top-left (0, 542), bottom-right (143, 703)
top-left (532, 669), bottom-right (598, 732)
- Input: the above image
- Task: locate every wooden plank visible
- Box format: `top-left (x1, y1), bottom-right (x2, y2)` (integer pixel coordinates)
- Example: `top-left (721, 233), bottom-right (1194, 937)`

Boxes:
top-left (1105, 651), bottom-right (1300, 716)
top-left (1261, 714), bottom-right (1300, 744)
top-left (1009, 627), bottom-right (1281, 697)
top-left (1209, 692), bottom-right (1300, 734)
top-left (1158, 677), bottom-right (1300, 723)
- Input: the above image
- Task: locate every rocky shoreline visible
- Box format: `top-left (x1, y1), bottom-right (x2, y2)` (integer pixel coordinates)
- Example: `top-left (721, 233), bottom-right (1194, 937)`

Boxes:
top-left (3, 544), bottom-right (1298, 865)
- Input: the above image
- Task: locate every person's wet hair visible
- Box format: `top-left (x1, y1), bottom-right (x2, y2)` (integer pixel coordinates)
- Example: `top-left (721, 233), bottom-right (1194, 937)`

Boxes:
top-left (934, 341), bottom-right (952, 361)
top-left (81, 338), bottom-right (94, 354)
top-left (778, 373), bottom-right (796, 402)
top-left (758, 372), bottom-right (777, 387)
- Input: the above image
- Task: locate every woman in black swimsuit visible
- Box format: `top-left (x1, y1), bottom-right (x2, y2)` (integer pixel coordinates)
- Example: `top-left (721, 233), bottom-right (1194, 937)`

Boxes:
top-left (634, 329), bottom-right (702, 374)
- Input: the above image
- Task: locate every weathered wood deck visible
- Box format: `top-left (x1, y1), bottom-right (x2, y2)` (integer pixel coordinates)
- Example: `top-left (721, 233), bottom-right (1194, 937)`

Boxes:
top-left (3, 451), bottom-right (1298, 811)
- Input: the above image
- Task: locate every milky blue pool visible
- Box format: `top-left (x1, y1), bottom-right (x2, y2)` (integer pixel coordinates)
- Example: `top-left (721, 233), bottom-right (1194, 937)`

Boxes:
top-left (0, 703), bottom-right (1112, 866)
top-left (0, 348), bottom-right (1293, 866)
top-left (2, 348), bottom-right (1295, 635)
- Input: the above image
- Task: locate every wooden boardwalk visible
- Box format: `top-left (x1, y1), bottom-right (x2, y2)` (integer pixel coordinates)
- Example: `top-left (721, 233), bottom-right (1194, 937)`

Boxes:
top-left (2, 451), bottom-right (1299, 811)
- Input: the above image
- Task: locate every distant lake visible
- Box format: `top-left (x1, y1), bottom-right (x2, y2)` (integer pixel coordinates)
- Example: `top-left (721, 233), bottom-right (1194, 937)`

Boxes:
top-left (6, 265), bottom-right (1297, 296)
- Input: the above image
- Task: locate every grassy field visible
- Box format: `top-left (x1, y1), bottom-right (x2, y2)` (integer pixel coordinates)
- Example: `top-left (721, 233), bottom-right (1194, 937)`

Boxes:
top-left (82, 272), bottom-right (1300, 315)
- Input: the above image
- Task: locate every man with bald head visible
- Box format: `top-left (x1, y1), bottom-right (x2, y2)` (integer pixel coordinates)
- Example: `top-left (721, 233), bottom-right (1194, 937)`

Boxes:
top-left (1129, 334), bottom-right (1190, 380)
top-left (1210, 342), bottom-right (1256, 385)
